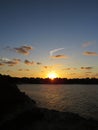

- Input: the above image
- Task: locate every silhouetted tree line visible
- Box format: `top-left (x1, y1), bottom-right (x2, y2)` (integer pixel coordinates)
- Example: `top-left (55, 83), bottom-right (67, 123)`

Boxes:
top-left (0, 74), bottom-right (98, 84)
top-left (0, 73), bottom-right (98, 129)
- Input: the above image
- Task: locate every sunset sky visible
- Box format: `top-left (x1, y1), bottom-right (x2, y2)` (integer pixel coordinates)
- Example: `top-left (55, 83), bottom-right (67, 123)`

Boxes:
top-left (0, 0), bottom-right (98, 78)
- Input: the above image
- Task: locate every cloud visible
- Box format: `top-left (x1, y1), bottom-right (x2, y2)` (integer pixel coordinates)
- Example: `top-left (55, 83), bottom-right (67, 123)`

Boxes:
top-left (44, 66), bottom-right (48, 69)
top-left (81, 67), bottom-right (93, 70)
top-left (25, 69), bottom-right (30, 71)
top-left (18, 69), bottom-right (30, 71)
top-left (70, 73), bottom-right (76, 75)
top-left (5, 59), bottom-right (21, 66)
top-left (24, 59), bottom-right (34, 65)
top-left (14, 45), bottom-right (33, 55)
top-left (51, 54), bottom-right (68, 59)
top-left (64, 67), bottom-right (77, 70)
top-left (63, 68), bottom-right (77, 70)
top-left (43, 66), bottom-right (52, 69)
top-left (0, 57), bottom-right (11, 62)
top-left (85, 72), bottom-right (92, 74)
top-left (36, 62), bottom-right (42, 65)
top-left (0, 63), bottom-right (4, 66)
top-left (73, 68), bottom-right (77, 70)
top-left (50, 48), bottom-right (64, 56)
top-left (83, 51), bottom-right (98, 56)
top-left (95, 73), bottom-right (98, 77)
top-left (18, 69), bottom-right (23, 71)
top-left (0, 58), bottom-right (21, 66)
top-left (64, 68), bottom-right (71, 70)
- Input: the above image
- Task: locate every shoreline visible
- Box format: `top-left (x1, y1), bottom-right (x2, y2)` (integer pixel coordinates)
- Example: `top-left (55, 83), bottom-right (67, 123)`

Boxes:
top-left (18, 83), bottom-right (98, 121)
top-left (1, 74), bottom-right (98, 84)
top-left (0, 82), bottom-right (98, 130)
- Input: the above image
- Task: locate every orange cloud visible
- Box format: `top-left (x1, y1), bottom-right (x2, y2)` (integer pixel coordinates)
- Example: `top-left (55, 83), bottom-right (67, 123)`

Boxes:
top-left (64, 67), bottom-right (77, 71)
top-left (44, 66), bottom-right (48, 69)
top-left (24, 59), bottom-right (34, 65)
top-left (95, 73), bottom-right (98, 77)
top-left (18, 69), bottom-right (30, 71)
top-left (0, 63), bottom-right (4, 66)
top-left (18, 69), bottom-right (23, 71)
top-left (81, 67), bottom-right (93, 70)
top-left (25, 69), bottom-right (30, 71)
top-left (43, 66), bottom-right (52, 69)
top-left (51, 54), bottom-right (68, 59)
top-left (64, 67), bottom-right (77, 70)
top-left (85, 71), bottom-right (92, 73)
top-left (83, 51), bottom-right (98, 56)
top-left (65, 68), bottom-right (71, 70)
top-left (0, 58), bottom-right (21, 66)
top-left (14, 45), bottom-right (33, 55)
top-left (5, 59), bottom-right (21, 66)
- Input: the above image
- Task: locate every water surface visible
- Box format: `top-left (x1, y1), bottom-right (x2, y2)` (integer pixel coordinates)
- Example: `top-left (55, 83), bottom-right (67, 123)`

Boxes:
top-left (18, 84), bottom-right (98, 120)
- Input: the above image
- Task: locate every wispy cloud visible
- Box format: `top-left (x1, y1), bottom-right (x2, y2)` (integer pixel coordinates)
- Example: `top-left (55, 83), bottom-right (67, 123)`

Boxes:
top-left (14, 45), bottom-right (33, 55)
top-left (50, 48), bottom-right (64, 56)
top-left (83, 51), bottom-right (98, 56)
top-left (51, 54), bottom-right (68, 59)
top-left (81, 67), bottom-right (93, 70)
top-left (24, 59), bottom-right (34, 65)
top-left (0, 58), bottom-right (21, 66)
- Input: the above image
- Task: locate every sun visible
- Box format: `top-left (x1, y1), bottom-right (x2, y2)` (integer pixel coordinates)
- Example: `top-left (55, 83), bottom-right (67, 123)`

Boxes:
top-left (48, 72), bottom-right (58, 80)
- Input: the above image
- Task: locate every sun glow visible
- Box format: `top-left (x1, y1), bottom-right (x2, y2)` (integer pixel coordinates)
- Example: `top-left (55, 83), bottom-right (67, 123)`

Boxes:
top-left (48, 71), bottom-right (58, 80)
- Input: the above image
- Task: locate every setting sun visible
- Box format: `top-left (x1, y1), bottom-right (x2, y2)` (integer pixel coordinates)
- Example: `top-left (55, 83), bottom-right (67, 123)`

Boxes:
top-left (48, 72), bottom-right (58, 80)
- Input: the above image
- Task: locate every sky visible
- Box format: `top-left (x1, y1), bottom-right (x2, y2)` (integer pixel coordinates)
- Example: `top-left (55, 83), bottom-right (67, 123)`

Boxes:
top-left (0, 0), bottom-right (98, 78)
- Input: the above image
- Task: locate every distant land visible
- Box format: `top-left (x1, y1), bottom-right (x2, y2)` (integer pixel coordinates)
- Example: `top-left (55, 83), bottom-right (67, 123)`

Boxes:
top-left (0, 74), bottom-right (98, 84)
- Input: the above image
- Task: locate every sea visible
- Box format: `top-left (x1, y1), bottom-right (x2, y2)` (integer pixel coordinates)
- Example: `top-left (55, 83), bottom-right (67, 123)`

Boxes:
top-left (18, 84), bottom-right (98, 120)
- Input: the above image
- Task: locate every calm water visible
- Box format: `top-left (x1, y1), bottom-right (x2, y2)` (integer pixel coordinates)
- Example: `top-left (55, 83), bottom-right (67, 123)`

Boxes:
top-left (18, 84), bottom-right (98, 120)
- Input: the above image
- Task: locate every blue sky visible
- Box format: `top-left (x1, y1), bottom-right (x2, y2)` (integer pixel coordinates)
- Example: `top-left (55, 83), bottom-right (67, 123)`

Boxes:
top-left (0, 0), bottom-right (98, 78)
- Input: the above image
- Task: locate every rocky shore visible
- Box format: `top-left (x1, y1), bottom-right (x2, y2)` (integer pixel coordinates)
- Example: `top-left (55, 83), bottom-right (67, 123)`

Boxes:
top-left (0, 81), bottom-right (98, 130)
